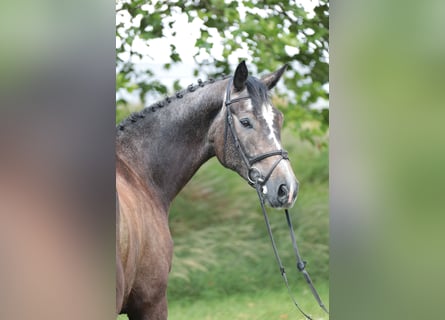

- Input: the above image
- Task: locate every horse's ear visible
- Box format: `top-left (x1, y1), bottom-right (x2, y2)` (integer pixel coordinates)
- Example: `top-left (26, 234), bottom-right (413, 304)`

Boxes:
top-left (233, 61), bottom-right (248, 91)
top-left (261, 64), bottom-right (288, 90)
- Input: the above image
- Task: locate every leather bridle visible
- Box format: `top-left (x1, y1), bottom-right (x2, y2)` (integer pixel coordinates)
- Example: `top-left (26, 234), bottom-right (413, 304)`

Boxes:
top-left (223, 77), bottom-right (329, 319)
top-left (223, 77), bottom-right (289, 187)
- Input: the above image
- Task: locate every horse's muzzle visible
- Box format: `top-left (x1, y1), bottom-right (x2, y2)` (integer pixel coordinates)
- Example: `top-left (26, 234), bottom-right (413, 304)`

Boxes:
top-left (264, 179), bottom-right (298, 209)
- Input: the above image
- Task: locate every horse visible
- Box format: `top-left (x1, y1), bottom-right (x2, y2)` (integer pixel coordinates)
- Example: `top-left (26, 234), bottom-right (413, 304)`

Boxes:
top-left (116, 61), bottom-right (299, 319)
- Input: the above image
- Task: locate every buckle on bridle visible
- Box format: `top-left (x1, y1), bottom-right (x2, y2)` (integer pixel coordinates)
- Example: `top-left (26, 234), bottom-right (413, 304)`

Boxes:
top-left (248, 167), bottom-right (264, 186)
top-left (297, 261), bottom-right (307, 271)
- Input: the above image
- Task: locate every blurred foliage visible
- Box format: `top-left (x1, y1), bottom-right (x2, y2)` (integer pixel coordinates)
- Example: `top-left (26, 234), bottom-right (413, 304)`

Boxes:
top-left (331, 1), bottom-right (445, 319)
top-left (116, 0), bottom-right (329, 145)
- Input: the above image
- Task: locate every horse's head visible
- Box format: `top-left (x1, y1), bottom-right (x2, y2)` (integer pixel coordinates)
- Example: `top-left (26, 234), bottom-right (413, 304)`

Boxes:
top-left (212, 61), bottom-right (298, 209)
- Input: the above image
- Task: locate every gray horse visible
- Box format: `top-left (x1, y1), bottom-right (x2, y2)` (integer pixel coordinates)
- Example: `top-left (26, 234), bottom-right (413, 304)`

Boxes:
top-left (116, 61), bottom-right (298, 319)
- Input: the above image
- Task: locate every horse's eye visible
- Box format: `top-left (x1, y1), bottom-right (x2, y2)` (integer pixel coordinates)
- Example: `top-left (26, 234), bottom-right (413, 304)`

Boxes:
top-left (240, 118), bottom-right (253, 128)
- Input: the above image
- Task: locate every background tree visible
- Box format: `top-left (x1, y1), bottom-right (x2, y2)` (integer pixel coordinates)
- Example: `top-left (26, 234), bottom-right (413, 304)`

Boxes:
top-left (116, 0), bottom-right (329, 146)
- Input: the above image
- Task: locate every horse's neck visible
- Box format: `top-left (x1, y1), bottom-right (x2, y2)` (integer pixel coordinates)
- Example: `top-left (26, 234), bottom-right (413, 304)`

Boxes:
top-left (117, 80), bottom-right (227, 208)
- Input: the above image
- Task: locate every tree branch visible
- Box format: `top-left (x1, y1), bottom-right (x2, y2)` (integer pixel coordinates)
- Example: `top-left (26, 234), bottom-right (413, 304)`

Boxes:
top-left (276, 3), bottom-right (298, 24)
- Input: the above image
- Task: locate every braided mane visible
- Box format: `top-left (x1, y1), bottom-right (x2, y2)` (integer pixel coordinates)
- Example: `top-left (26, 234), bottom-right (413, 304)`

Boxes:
top-left (117, 75), bottom-right (231, 131)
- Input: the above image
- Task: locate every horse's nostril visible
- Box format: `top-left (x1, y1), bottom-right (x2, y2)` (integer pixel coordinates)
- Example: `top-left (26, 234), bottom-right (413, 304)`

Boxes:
top-left (278, 184), bottom-right (288, 203)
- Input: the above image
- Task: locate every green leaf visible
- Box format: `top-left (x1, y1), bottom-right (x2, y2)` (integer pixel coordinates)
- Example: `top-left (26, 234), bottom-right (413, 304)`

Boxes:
top-left (140, 17), bottom-right (150, 31)
top-left (170, 52), bottom-right (181, 62)
top-left (173, 80), bottom-right (181, 91)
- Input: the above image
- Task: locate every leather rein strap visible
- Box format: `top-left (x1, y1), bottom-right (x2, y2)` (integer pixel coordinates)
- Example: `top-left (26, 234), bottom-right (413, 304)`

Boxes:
top-left (223, 77), bottom-right (329, 319)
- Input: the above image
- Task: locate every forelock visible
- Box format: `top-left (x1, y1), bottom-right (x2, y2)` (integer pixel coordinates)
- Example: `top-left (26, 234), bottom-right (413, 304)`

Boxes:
top-left (245, 76), bottom-right (270, 114)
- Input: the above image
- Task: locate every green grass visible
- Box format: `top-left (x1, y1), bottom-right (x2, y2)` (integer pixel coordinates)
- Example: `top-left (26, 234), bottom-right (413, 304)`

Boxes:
top-left (118, 129), bottom-right (329, 319)
top-left (119, 284), bottom-right (329, 320)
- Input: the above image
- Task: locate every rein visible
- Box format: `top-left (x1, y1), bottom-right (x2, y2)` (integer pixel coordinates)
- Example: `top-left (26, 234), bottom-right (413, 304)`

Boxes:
top-left (223, 77), bottom-right (329, 319)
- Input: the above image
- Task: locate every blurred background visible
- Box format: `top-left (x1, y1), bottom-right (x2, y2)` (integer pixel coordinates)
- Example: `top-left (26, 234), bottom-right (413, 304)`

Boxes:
top-left (331, 1), bottom-right (445, 319)
top-left (116, 0), bottom-right (329, 319)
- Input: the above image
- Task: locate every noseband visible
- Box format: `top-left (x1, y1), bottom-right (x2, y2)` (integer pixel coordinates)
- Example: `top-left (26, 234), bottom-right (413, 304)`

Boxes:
top-left (222, 77), bottom-right (329, 319)
top-left (223, 77), bottom-right (289, 187)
